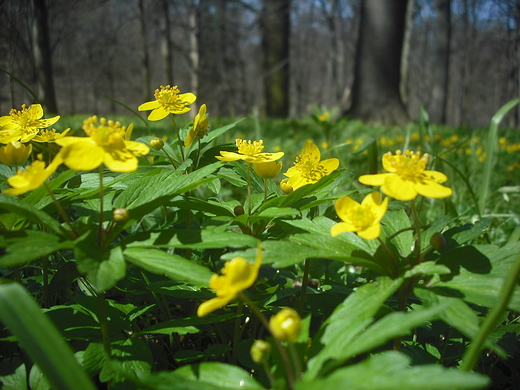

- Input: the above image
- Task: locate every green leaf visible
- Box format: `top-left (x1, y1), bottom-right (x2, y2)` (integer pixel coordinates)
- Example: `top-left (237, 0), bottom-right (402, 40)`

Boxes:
top-left (296, 351), bottom-right (489, 390)
top-left (0, 230), bottom-right (75, 267)
top-left (0, 194), bottom-right (65, 235)
top-left (124, 247), bottom-right (213, 287)
top-left (0, 364), bottom-right (28, 390)
top-left (403, 261), bottom-right (451, 278)
top-left (137, 313), bottom-right (240, 336)
top-left (305, 277), bottom-right (403, 379)
top-left (140, 362), bottom-right (264, 390)
top-left (382, 209), bottom-right (413, 257)
top-left (123, 227), bottom-right (258, 249)
top-left (113, 162), bottom-right (221, 211)
top-left (0, 282), bottom-right (97, 390)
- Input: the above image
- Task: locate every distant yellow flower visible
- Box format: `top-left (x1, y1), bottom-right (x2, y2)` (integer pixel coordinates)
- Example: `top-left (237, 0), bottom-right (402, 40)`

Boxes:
top-left (269, 307), bottom-right (301, 343)
top-left (32, 128), bottom-right (71, 143)
top-left (317, 111), bottom-right (330, 122)
top-left (55, 116), bottom-right (149, 172)
top-left (216, 139), bottom-right (284, 164)
top-left (280, 178), bottom-right (293, 194)
top-left (138, 85), bottom-right (196, 121)
top-left (197, 248), bottom-right (262, 317)
top-left (331, 192), bottom-right (388, 240)
top-left (185, 104), bottom-right (209, 147)
top-left (0, 141), bottom-right (32, 166)
top-left (284, 140), bottom-right (339, 190)
top-left (359, 150), bottom-right (452, 201)
top-left (254, 160), bottom-right (282, 179)
top-left (0, 104), bottom-right (60, 143)
top-left (4, 156), bottom-right (61, 195)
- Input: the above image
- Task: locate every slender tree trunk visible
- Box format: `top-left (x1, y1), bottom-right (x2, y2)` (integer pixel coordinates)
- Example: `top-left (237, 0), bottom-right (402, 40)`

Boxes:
top-left (400, 0), bottom-right (415, 106)
top-left (138, 0), bottom-right (151, 102)
top-left (32, 0), bottom-right (58, 113)
top-left (188, 0), bottom-right (199, 116)
top-left (261, 0), bottom-right (290, 117)
top-left (428, 0), bottom-right (451, 124)
top-left (348, 0), bottom-right (408, 125)
top-left (515, 0), bottom-right (520, 126)
top-left (160, 0), bottom-right (174, 86)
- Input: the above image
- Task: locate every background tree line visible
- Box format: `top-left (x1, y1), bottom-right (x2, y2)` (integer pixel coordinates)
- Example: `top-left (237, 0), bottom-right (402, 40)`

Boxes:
top-left (0, 0), bottom-right (519, 127)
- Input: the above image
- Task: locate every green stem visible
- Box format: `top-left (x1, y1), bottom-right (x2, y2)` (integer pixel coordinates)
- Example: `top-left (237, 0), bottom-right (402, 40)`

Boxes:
top-left (461, 252), bottom-right (520, 372)
top-left (232, 300), bottom-right (244, 365)
top-left (377, 237), bottom-right (399, 276)
top-left (43, 182), bottom-right (78, 239)
top-left (98, 292), bottom-right (111, 356)
top-left (238, 292), bottom-right (295, 390)
top-left (170, 115), bottom-right (185, 162)
top-left (98, 167), bottom-right (104, 247)
top-left (263, 178), bottom-right (268, 203)
top-left (298, 259), bottom-right (311, 317)
top-left (247, 162), bottom-right (252, 215)
top-left (163, 148), bottom-right (178, 169)
top-left (42, 257), bottom-right (49, 308)
top-left (410, 199), bottom-right (422, 265)
top-left (195, 138), bottom-right (202, 169)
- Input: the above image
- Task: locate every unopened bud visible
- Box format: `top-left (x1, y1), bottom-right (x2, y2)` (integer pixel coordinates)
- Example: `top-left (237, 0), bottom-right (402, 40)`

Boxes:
top-left (269, 307), bottom-right (301, 343)
top-left (150, 138), bottom-right (164, 150)
top-left (430, 232), bottom-right (446, 250)
top-left (254, 161), bottom-right (282, 179)
top-left (234, 205), bottom-right (245, 216)
top-left (250, 339), bottom-right (271, 364)
top-left (280, 178), bottom-right (293, 194)
top-left (113, 208), bottom-right (129, 224)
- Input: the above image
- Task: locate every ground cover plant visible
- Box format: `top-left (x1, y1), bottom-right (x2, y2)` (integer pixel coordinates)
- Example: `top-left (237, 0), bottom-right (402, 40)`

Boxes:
top-left (0, 87), bottom-right (519, 390)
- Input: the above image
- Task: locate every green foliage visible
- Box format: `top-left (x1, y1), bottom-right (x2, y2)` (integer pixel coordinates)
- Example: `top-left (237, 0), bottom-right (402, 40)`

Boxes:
top-left (1, 100), bottom-right (520, 390)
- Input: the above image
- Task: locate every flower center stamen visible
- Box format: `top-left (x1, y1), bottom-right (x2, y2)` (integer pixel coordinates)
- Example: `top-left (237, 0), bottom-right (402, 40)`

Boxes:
top-left (83, 116), bottom-right (126, 146)
top-left (236, 139), bottom-right (264, 156)
top-left (386, 150), bottom-right (429, 182)
top-left (155, 85), bottom-right (183, 111)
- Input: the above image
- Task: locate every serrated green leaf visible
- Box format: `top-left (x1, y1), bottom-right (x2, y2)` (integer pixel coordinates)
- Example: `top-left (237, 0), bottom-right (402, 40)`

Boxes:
top-left (306, 277), bottom-right (403, 379)
top-left (124, 247), bottom-right (213, 286)
top-left (297, 351), bottom-right (489, 390)
top-left (0, 364), bottom-right (28, 390)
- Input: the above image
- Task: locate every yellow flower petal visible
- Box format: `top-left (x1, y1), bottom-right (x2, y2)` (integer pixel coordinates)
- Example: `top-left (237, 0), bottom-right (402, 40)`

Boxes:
top-left (58, 139), bottom-right (104, 171)
top-left (359, 173), bottom-right (391, 186)
top-left (415, 180), bottom-right (453, 199)
top-left (138, 101), bottom-right (160, 111)
top-left (330, 222), bottom-right (356, 237)
top-left (358, 223), bottom-right (381, 240)
top-left (382, 176), bottom-right (417, 201)
top-left (148, 107), bottom-right (170, 121)
top-left (197, 295), bottom-right (234, 317)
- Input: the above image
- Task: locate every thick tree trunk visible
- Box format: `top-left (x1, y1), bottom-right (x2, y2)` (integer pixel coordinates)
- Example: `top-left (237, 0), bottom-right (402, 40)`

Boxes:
top-left (348, 0), bottom-right (408, 125)
top-left (138, 0), bottom-right (151, 103)
top-left (32, 0), bottom-right (58, 113)
top-left (428, 0), bottom-right (451, 124)
top-left (160, 0), bottom-right (174, 86)
top-left (261, 0), bottom-right (290, 118)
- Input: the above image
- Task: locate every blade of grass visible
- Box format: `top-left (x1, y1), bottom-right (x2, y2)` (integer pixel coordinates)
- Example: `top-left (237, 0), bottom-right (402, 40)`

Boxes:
top-left (0, 282), bottom-right (97, 390)
top-left (103, 93), bottom-right (150, 135)
top-left (478, 98), bottom-right (520, 213)
top-left (0, 65), bottom-right (40, 104)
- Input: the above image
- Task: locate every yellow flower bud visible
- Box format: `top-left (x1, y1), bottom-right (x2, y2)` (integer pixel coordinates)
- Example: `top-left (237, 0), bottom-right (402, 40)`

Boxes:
top-left (269, 307), bottom-right (301, 343)
top-left (0, 142), bottom-right (32, 166)
top-left (250, 339), bottom-right (271, 364)
top-left (254, 160), bottom-right (282, 179)
top-left (150, 138), bottom-right (164, 150)
top-left (280, 178), bottom-right (293, 194)
top-left (113, 208), bottom-right (130, 224)
top-left (234, 205), bottom-right (245, 216)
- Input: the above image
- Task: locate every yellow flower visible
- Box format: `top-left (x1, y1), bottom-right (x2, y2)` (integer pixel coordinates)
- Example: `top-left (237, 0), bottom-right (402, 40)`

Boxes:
top-left (331, 192), bottom-right (388, 240)
top-left (4, 156), bottom-right (61, 195)
top-left (138, 85), bottom-right (196, 121)
top-left (317, 111), bottom-right (330, 122)
top-left (55, 116), bottom-right (150, 173)
top-left (197, 248), bottom-right (262, 317)
top-left (0, 104), bottom-right (60, 143)
top-left (216, 139), bottom-right (284, 164)
top-left (359, 150), bottom-right (452, 201)
top-left (269, 307), bottom-right (301, 343)
top-left (250, 340), bottom-right (271, 364)
top-left (185, 104), bottom-right (209, 147)
top-left (0, 142), bottom-right (32, 166)
top-left (280, 178), bottom-right (293, 194)
top-left (32, 128), bottom-right (71, 142)
top-left (284, 140), bottom-right (339, 190)
top-left (254, 160), bottom-right (282, 179)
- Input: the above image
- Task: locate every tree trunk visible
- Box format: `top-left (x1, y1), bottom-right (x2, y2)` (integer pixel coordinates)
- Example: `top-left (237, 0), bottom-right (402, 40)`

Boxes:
top-left (261, 0), bottom-right (290, 118)
top-left (188, 0), bottom-right (199, 116)
top-left (348, 0), bottom-right (408, 125)
top-left (160, 0), bottom-right (174, 86)
top-left (138, 0), bottom-right (151, 103)
top-left (428, 0), bottom-right (451, 124)
top-left (32, 0), bottom-right (58, 113)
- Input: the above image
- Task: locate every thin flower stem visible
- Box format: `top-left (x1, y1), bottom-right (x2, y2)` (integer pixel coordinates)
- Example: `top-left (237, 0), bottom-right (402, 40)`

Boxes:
top-left (195, 138), bottom-right (202, 169)
top-left (238, 292), bottom-right (295, 390)
top-left (163, 148), bottom-right (178, 169)
top-left (98, 292), bottom-right (111, 356)
top-left (261, 360), bottom-right (276, 387)
top-left (288, 342), bottom-right (302, 380)
top-left (410, 199), bottom-right (422, 265)
top-left (263, 178), bottom-right (268, 203)
top-left (98, 166), bottom-right (104, 247)
top-left (298, 259), bottom-right (311, 317)
top-left (43, 182), bottom-right (78, 239)
top-left (461, 252), bottom-right (520, 372)
top-left (170, 115), bottom-right (185, 162)
top-left (247, 162), bottom-right (252, 215)
top-left (377, 237), bottom-right (399, 276)
top-left (232, 300), bottom-right (244, 365)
